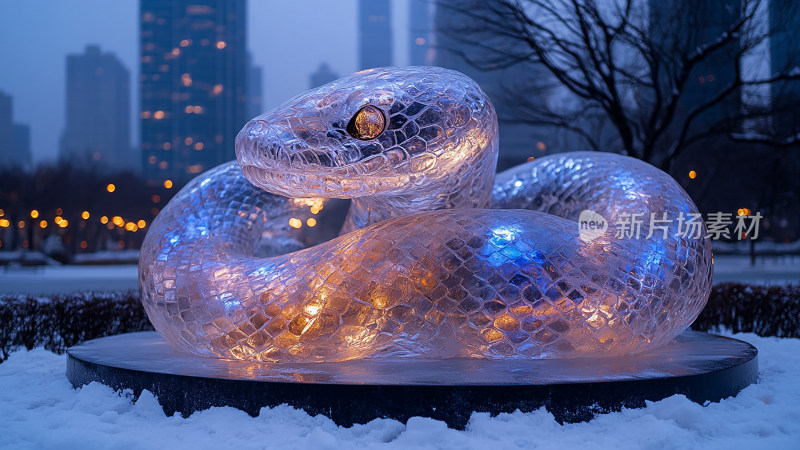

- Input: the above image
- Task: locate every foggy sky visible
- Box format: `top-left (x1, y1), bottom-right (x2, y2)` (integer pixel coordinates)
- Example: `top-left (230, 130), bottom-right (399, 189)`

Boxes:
top-left (0, 0), bottom-right (411, 163)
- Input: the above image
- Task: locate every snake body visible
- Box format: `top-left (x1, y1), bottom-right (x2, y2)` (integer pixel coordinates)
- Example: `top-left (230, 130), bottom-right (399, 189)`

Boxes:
top-left (139, 66), bottom-right (713, 361)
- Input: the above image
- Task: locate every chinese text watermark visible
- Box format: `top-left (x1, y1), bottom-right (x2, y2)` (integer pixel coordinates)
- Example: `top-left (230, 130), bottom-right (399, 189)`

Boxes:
top-left (578, 210), bottom-right (762, 241)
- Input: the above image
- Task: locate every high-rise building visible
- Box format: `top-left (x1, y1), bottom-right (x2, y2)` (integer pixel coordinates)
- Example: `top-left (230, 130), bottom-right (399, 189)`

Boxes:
top-left (140, 0), bottom-right (247, 184)
top-left (0, 92), bottom-right (12, 168)
top-left (770, 0), bottom-right (800, 139)
top-left (409, 0), bottom-right (434, 66)
top-left (434, 1), bottom-right (555, 170)
top-left (358, 0), bottom-right (392, 69)
top-left (246, 52), bottom-right (263, 120)
top-left (0, 92), bottom-right (32, 170)
top-left (13, 124), bottom-right (32, 170)
top-left (649, 0), bottom-right (741, 135)
top-left (310, 63), bottom-right (339, 89)
top-left (59, 45), bottom-right (132, 170)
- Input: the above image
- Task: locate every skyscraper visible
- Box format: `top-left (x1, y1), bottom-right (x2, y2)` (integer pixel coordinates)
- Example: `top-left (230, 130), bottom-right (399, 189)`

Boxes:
top-left (310, 63), bottom-right (339, 89)
top-left (358, 0), bottom-right (392, 69)
top-left (59, 45), bottom-right (132, 170)
top-left (13, 124), bottom-right (32, 170)
top-left (409, 0), bottom-right (434, 66)
top-left (434, 1), bottom-right (555, 170)
top-left (770, 0), bottom-right (800, 139)
top-left (649, 0), bottom-right (741, 135)
top-left (140, 0), bottom-right (247, 184)
top-left (0, 92), bottom-right (14, 168)
top-left (246, 52), bottom-right (263, 120)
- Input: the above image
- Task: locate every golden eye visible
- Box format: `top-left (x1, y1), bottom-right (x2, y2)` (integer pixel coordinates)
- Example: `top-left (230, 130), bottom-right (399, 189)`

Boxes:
top-left (346, 105), bottom-right (385, 140)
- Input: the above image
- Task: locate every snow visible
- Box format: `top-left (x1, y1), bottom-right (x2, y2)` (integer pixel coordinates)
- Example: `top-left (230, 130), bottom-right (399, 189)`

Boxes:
top-left (73, 250), bottom-right (140, 265)
top-left (713, 255), bottom-right (800, 285)
top-left (0, 264), bottom-right (138, 294)
top-left (1, 333), bottom-right (799, 449)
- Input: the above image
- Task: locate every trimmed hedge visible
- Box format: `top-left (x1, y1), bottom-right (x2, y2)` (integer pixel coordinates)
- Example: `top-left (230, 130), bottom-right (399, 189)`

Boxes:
top-left (0, 291), bottom-right (153, 363)
top-left (691, 283), bottom-right (800, 338)
top-left (0, 283), bottom-right (797, 363)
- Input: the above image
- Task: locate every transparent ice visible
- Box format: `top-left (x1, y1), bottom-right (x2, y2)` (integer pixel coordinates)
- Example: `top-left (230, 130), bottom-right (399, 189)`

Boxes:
top-left (139, 67), bottom-right (712, 362)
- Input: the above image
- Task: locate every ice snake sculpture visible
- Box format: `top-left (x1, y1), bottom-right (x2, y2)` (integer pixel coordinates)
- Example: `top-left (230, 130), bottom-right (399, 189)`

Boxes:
top-left (140, 66), bottom-right (713, 362)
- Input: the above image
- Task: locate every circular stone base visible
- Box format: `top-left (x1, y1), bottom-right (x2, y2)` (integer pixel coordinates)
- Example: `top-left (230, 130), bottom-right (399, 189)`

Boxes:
top-left (66, 331), bottom-right (757, 428)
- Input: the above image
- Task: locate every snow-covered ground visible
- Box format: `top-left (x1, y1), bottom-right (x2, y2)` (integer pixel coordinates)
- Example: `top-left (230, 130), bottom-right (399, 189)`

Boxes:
top-left (713, 255), bottom-right (800, 285)
top-left (0, 265), bottom-right (139, 294)
top-left (1, 333), bottom-right (798, 449)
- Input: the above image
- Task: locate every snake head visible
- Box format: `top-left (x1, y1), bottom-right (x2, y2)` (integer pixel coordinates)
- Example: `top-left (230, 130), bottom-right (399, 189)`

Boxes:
top-left (235, 66), bottom-right (498, 198)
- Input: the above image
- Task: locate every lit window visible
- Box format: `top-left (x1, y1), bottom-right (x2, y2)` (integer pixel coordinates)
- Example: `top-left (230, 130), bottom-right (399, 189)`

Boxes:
top-left (194, 142), bottom-right (204, 150)
top-left (148, 156), bottom-right (157, 164)
top-left (212, 84), bottom-right (223, 95)
top-left (106, 184), bottom-right (116, 193)
top-left (164, 180), bottom-right (173, 189)
top-left (415, 37), bottom-right (426, 45)
top-left (185, 137), bottom-right (193, 145)
top-left (180, 39), bottom-right (191, 47)
top-left (216, 41), bottom-right (226, 49)
top-left (153, 110), bottom-right (165, 120)
top-left (163, 142), bottom-right (172, 150)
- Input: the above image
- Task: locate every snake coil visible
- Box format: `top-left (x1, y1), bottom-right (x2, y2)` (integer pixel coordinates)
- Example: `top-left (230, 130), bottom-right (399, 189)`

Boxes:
top-left (140, 67), bottom-right (712, 362)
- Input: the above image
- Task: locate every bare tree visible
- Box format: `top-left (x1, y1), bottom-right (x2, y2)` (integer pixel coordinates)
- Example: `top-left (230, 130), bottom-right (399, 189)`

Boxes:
top-left (437, 0), bottom-right (800, 171)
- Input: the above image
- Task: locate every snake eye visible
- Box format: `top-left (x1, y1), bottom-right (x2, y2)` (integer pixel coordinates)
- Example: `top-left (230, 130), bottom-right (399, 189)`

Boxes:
top-left (346, 105), bottom-right (385, 140)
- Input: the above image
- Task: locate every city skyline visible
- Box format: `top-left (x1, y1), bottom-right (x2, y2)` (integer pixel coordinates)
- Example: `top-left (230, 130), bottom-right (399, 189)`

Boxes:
top-left (60, 45), bottom-right (132, 170)
top-left (359, 0), bottom-right (394, 69)
top-left (309, 62), bottom-right (339, 89)
top-left (139, 0), bottom-right (248, 183)
top-left (0, 0), bottom-right (415, 165)
top-left (0, 91), bottom-right (32, 169)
